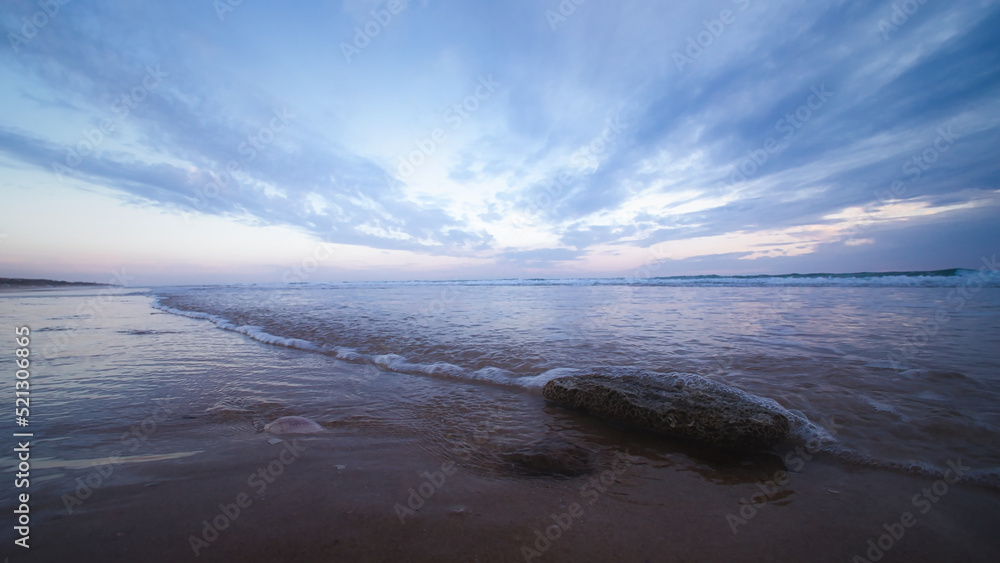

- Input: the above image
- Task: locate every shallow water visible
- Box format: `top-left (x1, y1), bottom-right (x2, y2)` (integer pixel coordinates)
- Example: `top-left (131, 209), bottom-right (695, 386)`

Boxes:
top-left (151, 277), bottom-right (1000, 484)
top-left (2, 274), bottom-right (999, 513)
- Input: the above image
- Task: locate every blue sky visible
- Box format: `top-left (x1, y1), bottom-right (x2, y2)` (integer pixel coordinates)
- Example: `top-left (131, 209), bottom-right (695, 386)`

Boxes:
top-left (1, 0), bottom-right (998, 284)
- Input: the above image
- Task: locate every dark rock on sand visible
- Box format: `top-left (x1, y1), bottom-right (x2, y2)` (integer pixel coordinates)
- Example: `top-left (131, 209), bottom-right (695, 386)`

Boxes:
top-left (500, 439), bottom-right (593, 477)
top-left (542, 368), bottom-right (790, 452)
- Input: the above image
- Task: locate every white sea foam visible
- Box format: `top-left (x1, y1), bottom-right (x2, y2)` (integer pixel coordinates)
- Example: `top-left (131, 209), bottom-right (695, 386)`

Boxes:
top-left (155, 297), bottom-right (567, 390)
top-left (516, 368), bottom-right (583, 388)
top-left (153, 300), bottom-right (320, 352)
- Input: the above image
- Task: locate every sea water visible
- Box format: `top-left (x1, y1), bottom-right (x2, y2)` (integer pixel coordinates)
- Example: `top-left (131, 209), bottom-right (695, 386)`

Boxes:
top-left (2, 269), bottom-right (999, 512)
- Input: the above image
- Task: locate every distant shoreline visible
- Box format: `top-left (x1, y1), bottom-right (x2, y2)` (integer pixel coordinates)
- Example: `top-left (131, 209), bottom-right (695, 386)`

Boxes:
top-left (0, 277), bottom-right (118, 288)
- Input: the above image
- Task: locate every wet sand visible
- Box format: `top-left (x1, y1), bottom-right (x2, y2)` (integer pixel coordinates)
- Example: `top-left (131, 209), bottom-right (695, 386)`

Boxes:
top-left (18, 415), bottom-right (1000, 563)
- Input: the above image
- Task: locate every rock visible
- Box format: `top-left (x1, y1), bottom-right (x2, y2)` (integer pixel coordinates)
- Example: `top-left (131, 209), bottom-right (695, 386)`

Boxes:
top-left (500, 439), bottom-right (593, 477)
top-left (542, 368), bottom-right (790, 452)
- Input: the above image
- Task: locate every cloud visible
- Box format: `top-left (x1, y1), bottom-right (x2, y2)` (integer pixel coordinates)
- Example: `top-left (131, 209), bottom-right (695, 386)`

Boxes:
top-left (1, 0), bottom-right (998, 280)
top-left (0, 1), bottom-right (494, 254)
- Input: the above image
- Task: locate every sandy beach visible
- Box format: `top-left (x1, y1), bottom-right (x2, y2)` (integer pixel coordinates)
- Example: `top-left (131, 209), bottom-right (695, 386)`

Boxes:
top-left (20, 418), bottom-right (1000, 562)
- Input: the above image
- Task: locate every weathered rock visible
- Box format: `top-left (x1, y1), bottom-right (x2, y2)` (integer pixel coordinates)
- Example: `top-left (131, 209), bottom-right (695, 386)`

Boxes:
top-left (542, 368), bottom-right (790, 452)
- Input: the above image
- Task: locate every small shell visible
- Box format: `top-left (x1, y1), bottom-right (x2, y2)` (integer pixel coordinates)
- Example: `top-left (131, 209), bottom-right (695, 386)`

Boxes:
top-left (264, 416), bottom-right (323, 434)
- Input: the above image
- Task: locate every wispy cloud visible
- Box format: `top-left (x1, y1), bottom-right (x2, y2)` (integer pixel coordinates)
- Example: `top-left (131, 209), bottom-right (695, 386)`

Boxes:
top-left (1, 0), bottom-right (998, 281)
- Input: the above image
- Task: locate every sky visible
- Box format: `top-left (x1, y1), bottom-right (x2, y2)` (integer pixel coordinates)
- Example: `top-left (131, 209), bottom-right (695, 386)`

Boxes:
top-left (1, 0), bottom-right (998, 284)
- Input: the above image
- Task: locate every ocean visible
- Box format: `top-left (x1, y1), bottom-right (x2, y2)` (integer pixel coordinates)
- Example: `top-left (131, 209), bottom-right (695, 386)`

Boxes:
top-left (3, 268), bottom-right (1000, 561)
top-left (154, 269), bottom-right (1000, 482)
